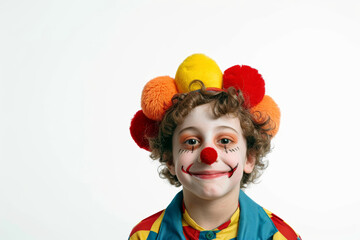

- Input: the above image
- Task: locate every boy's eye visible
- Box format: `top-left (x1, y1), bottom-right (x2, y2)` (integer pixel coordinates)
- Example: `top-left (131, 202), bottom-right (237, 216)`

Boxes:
top-left (185, 139), bottom-right (199, 145)
top-left (219, 138), bottom-right (232, 145)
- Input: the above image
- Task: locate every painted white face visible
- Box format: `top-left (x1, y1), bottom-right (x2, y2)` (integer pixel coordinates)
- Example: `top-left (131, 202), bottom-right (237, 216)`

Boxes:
top-left (169, 103), bottom-right (255, 201)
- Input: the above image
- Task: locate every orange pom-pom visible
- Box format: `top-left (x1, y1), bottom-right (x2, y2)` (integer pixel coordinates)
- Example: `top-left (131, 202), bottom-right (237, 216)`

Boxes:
top-left (250, 95), bottom-right (281, 137)
top-left (141, 76), bottom-right (178, 121)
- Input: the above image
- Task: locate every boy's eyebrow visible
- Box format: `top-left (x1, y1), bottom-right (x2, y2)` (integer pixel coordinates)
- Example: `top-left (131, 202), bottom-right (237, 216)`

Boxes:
top-left (178, 126), bottom-right (240, 135)
top-left (215, 126), bottom-right (240, 134)
top-left (178, 127), bottom-right (198, 135)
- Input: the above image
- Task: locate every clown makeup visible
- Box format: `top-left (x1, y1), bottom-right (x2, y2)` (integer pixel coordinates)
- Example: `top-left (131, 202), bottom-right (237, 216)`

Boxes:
top-left (169, 103), bottom-right (255, 202)
top-left (224, 146), bottom-right (240, 153)
top-left (178, 146), bottom-right (195, 155)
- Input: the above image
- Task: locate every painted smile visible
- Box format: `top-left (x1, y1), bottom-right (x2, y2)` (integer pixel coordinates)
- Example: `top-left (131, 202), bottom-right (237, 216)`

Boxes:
top-left (181, 163), bottom-right (239, 179)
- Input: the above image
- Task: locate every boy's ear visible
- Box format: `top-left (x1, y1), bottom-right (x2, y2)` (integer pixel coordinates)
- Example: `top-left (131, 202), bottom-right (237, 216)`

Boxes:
top-left (164, 152), bottom-right (176, 175)
top-left (244, 154), bottom-right (256, 174)
top-left (166, 161), bottom-right (176, 175)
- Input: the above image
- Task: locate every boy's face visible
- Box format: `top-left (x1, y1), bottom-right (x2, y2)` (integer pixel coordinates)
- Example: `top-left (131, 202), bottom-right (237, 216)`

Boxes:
top-left (169, 103), bottom-right (255, 201)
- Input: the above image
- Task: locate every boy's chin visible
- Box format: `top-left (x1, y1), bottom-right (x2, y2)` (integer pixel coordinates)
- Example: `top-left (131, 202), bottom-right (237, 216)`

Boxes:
top-left (183, 184), bottom-right (241, 202)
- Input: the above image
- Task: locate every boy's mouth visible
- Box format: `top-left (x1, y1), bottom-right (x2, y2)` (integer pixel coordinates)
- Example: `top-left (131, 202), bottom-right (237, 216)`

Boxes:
top-left (181, 163), bottom-right (239, 178)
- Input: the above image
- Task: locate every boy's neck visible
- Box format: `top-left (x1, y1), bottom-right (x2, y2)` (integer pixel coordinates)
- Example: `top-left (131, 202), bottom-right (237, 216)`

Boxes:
top-left (182, 188), bottom-right (240, 230)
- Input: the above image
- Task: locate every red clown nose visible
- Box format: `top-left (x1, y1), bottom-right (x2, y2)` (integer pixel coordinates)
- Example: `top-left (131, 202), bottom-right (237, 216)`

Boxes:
top-left (200, 147), bottom-right (218, 165)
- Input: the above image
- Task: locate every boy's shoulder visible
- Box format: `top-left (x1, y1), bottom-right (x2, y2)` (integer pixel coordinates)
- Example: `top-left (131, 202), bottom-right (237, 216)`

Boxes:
top-left (128, 209), bottom-right (165, 240)
top-left (263, 208), bottom-right (302, 240)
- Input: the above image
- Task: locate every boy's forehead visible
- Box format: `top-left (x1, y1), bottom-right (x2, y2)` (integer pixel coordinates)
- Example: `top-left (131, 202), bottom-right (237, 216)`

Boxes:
top-left (176, 103), bottom-right (241, 133)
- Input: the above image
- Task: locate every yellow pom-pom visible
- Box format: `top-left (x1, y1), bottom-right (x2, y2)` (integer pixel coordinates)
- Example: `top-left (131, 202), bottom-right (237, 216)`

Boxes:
top-left (175, 54), bottom-right (223, 93)
top-left (141, 76), bottom-right (178, 121)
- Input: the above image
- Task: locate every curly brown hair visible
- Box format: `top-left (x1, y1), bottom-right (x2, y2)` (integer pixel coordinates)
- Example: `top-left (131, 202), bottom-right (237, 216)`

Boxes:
top-left (149, 81), bottom-right (272, 188)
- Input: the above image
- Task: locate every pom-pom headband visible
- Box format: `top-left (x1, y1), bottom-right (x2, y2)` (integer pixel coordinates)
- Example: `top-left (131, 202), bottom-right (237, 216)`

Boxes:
top-left (130, 54), bottom-right (280, 151)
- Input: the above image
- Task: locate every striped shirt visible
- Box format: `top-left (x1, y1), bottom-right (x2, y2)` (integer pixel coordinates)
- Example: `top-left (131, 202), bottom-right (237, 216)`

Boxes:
top-left (129, 191), bottom-right (301, 240)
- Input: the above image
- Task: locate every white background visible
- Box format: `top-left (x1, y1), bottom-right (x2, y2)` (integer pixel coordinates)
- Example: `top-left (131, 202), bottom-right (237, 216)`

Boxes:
top-left (1, 0), bottom-right (360, 239)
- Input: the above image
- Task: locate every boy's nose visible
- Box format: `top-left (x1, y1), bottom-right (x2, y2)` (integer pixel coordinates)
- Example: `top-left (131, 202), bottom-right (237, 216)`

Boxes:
top-left (200, 147), bottom-right (218, 165)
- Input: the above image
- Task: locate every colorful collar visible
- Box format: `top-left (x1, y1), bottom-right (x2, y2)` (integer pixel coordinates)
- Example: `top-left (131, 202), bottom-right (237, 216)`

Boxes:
top-left (156, 190), bottom-right (277, 239)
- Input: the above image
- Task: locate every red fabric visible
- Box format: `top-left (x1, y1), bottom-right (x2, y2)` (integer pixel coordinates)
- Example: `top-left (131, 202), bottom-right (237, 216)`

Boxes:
top-left (130, 110), bottom-right (159, 151)
top-left (270, 213), bottom-right (299, 240)
top-left (200, 147), bottom-right (217, 165)
top-left (183, 226), bottom-right (200, 240)
top-left (217, 218), bottom-right (231, 230)
top-left (129, 210), bottom-right (164, 236)
top-left (223, 65), bottom-right (265, 108)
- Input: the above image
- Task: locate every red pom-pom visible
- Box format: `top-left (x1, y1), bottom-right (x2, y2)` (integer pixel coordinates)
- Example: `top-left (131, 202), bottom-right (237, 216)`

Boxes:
top-left (223, 65), bottom-right (265, 108)
top-left (200, 147), bottom-right (218, 165)
top-left (130, 110), bottom-right (159, 151)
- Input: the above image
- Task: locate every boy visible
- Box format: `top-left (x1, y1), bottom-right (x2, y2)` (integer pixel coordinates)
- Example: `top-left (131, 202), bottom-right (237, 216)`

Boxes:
top-left (129, 54), bottom-right (300, 239)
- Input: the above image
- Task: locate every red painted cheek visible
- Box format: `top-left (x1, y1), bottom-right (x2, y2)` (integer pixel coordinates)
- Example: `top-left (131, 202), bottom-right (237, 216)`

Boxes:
top-left (200, 147), bottom-right (218, 165)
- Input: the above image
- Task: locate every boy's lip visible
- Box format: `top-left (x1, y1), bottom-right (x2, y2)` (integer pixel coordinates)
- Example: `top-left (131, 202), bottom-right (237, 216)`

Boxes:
top-left (191, 170), bottom-right (227, 174)
top-left (191, 171), bottom-right (229, 179)
top-left (181, 164), bottom-right (239, 178)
